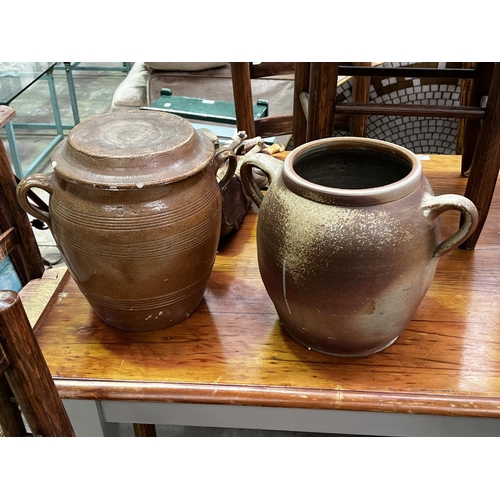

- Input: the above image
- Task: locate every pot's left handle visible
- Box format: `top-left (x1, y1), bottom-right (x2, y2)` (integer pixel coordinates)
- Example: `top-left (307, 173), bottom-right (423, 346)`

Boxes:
top-left (239, 154), bottom-right (283, 208)
top-left (212, 148), bottom-right (237, 190)
top-left (16, 173), bottom-right (54, 227)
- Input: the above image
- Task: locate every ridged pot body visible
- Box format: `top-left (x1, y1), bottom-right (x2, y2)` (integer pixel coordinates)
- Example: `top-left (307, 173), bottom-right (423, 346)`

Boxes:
top-left (240, 138), bottom-right (478, 356)
top-left (49, 168), bottom-right (221, 331)
top-left (17, 111), bottom-right (236, 332)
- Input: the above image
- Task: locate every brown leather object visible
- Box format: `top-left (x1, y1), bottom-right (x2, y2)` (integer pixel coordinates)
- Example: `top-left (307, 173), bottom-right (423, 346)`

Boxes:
top-left (220, 174), bottom-right (252, 240)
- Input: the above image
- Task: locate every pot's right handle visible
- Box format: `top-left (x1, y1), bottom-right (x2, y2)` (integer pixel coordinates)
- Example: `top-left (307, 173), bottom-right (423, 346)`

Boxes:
top-left (423, 194), bottom-right (479, 257)
top-left (16, 173), bottom-right (54, 227)
top-left (239, 154), bottom-right (283, 208)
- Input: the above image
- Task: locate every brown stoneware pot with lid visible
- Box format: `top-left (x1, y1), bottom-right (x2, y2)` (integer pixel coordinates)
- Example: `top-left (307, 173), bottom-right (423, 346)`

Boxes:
top-left (17, 110), bottom-right (236, 332)
top-left (240, 137), bottom-right (478, 357)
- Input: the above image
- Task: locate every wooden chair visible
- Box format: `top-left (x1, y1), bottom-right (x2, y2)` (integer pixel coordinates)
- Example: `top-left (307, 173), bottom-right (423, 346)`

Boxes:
top-left (0, 105), bottom-right (75, 436)
top-left (0, 290), bottom-right (75, 437)
top-left (0, 107), bottom-right (46, 287)
top-left (230, 62), bottom-right (296, 140)
top-left (292, 62), bottom-right (500, 249)
top-left (230, 62), bottom-right (360, 144)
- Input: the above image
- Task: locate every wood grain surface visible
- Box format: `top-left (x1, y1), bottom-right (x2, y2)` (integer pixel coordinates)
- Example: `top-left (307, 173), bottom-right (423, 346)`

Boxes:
top-left (27, 155), bottom-right (500, 418)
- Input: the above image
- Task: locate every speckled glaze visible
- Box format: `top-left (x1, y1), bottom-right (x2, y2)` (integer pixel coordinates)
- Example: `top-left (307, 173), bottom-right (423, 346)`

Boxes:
top-left (240, 137), bottom-right (478, 357)
top-left (17, 111), bottom-right (236, 332)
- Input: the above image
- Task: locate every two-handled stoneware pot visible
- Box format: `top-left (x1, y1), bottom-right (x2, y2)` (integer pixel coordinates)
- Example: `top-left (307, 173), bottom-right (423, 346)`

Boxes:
top-left (17, 110), bottom-right (236, 332)
top-left (240, 137), bottom-right (478, 357)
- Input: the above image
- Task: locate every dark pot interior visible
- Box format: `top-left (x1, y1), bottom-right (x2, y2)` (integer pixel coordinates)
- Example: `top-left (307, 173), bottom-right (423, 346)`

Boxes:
top-left (293, 148), bottom-right (413, 190)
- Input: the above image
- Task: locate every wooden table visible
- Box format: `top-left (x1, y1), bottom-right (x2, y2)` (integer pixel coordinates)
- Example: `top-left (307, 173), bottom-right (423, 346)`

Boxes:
top-left (21, 155), bottom-right (500, 436)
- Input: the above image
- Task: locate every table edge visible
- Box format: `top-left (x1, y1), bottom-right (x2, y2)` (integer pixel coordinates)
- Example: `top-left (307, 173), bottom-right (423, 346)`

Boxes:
top-left (54, 378), bottom-right (500, 418)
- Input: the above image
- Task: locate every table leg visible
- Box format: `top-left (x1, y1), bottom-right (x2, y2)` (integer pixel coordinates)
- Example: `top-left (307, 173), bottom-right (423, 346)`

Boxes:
top-left (63, 399), bottom-right (120, 437)
top-left (4, 121), bottom-right (22, 178)
top-left (12, 70), bottom-right (66, 178)
top-left (63, 63), bottom-right (80, 125)
top-left (45, 69), bottom-right (64, 136)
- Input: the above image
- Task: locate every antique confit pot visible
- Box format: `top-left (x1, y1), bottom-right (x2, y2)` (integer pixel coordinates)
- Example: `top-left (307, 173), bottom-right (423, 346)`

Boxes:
top-left (17, 110), bottom-right (236, 332)
top-left (240, 137), bottom-right (478, 357)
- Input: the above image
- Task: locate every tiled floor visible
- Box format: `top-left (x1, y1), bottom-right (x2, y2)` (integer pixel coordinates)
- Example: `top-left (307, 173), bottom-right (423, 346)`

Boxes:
top-left (2, 63), bottom-right (336, 437)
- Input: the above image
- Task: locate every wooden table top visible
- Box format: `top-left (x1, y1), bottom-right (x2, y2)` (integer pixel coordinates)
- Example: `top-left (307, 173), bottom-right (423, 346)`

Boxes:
top-left (24, 154), bottom-right (500, 418)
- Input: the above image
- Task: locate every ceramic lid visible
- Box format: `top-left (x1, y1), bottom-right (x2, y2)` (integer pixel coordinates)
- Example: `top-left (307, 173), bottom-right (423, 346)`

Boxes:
top-left (50, 110), bottom-right (215, 188)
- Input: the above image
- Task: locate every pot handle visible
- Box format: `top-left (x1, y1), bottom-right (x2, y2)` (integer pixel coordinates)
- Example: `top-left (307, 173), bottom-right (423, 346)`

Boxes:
top-left (423, 194), bottom-right (479, 258)
top-left (212, 148), bottom-right (237, 191)
top-left (16, 173), bottom-right (54, 227)
top-left (239, 154), bottom-right (284, 208)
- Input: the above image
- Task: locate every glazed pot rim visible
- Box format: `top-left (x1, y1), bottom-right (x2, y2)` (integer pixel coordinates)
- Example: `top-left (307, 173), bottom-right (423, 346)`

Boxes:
top-left (284, 137), bottom-right (422, 206)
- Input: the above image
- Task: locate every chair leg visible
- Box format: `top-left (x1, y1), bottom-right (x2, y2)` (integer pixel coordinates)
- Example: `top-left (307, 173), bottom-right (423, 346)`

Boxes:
top-left (0, 373), bottom-right (28, 436)
top-left (306, 63), bottom-right (339, 142)
top-left (231, 63), bottom-right (256, 138)
top-left (133, 423), bottom-right (157, 437)
top-left (460, 63), bottom-right (500, 250)
top-left (350, 62), bottom-right (371, 137)
top-left (0, 131), bottom-right (45, 283)
top-left (293, 63), bottom-right (311, 148)
top-left (0, 291), bottom-right (75, 436)
top-left (460, 63), bottom-right (494, 176)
